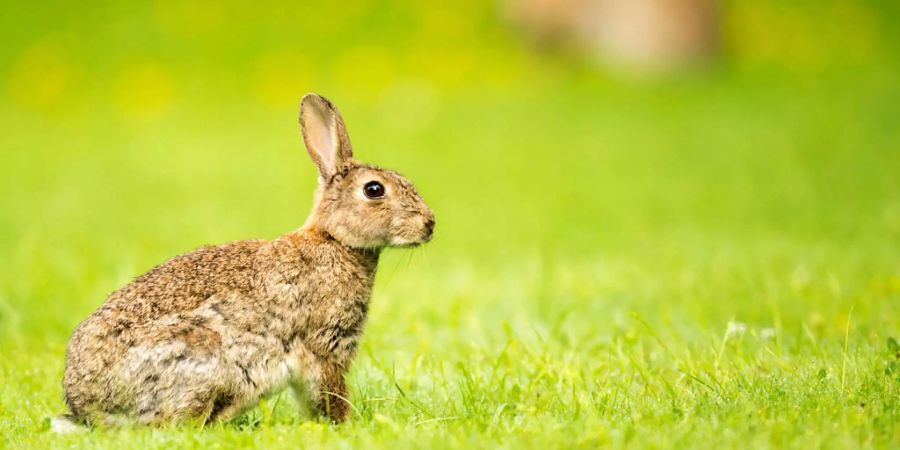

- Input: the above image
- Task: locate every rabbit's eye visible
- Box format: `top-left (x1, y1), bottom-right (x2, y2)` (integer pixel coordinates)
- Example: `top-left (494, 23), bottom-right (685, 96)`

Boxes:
top-left (363, 181), bottom-right (385, 199)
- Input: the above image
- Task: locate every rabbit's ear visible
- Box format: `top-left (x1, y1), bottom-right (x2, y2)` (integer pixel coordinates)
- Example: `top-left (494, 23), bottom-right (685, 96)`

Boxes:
top-left (300, 93), bottom-right (353, 180)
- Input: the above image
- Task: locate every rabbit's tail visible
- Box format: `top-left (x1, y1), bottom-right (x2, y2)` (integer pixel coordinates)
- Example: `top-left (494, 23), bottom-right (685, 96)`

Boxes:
top-left (49, 414), bottom-right (87, 434)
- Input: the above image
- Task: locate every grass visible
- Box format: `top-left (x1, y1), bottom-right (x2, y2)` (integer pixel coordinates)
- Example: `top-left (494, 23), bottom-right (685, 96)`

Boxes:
top-left (1, 60), bottom-right (899, 448)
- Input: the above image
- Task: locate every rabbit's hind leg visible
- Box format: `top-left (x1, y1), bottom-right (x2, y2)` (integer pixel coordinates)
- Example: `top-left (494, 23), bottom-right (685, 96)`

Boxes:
top-left (119, 341), bottom-right (239, 424)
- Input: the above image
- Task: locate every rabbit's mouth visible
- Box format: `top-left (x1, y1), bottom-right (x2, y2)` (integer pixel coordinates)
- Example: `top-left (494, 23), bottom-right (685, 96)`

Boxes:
top-left (391, 229), bottom-right (433, 248)
top-left (387, 215), bottom-right (434, 248)
top-left (391, 235), bottom-right (432, 248)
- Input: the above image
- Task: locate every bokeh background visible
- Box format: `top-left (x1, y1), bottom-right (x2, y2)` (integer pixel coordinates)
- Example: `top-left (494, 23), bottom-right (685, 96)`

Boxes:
top-left (1, 1), bottom-right (899, 448)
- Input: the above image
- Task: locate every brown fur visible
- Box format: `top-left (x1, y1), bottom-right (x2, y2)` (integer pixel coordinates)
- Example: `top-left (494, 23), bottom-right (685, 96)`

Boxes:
top-left (61, 94), bottom-right (434, 426)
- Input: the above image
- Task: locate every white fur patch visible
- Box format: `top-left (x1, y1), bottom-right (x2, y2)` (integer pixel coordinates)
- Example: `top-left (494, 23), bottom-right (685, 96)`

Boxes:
top-left (50, 416), bottom-right (84, 434)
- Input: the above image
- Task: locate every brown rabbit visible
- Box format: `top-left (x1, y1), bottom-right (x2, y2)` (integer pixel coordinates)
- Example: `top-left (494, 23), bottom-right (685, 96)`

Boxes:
top-left (56, 94), bottom-right (435, 430)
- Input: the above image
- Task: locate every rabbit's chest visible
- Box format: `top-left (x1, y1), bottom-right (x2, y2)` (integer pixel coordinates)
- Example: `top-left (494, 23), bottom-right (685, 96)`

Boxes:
top-left (300, 271), bottom-right (372, 362)
top-left (267, 257), bottom-right (375, 363)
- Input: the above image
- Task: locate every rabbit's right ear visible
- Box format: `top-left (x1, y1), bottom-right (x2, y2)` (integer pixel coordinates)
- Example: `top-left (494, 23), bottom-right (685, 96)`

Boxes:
top-left (300, 93), bottom-right (353, 181)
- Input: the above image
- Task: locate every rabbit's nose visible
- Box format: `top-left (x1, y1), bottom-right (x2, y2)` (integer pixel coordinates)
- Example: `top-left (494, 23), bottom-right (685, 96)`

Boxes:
top-left (423, 217), bottom-right (436, 236)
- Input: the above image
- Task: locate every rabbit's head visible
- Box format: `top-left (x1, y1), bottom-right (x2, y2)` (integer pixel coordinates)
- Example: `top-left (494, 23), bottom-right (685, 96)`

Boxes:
top-left (300, 94), bottom-right (435, 249)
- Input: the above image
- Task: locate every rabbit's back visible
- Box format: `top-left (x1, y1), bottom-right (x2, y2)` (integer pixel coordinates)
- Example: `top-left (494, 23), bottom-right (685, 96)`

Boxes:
top-left (105, 240), bottom-right (264, 320)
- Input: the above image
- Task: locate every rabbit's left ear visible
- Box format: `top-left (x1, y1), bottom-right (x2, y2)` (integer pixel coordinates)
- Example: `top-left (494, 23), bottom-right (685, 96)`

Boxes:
top-left (300, 93), bottom-right (353, 181)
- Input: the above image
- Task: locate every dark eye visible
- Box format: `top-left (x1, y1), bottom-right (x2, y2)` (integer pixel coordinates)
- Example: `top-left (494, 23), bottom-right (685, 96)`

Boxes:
top-left (363, 181), bottom-right (385, 199)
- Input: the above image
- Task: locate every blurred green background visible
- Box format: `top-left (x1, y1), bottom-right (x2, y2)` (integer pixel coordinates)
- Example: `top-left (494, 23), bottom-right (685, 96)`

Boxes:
top-left (1, 1), bottom-right (899, 448)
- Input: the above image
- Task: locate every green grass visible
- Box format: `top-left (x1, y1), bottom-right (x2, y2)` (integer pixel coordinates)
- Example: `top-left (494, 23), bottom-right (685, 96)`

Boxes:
top-left (2, 72), bottom-right (898, 449)
top-left (1, 3), bottom-right (899, 444)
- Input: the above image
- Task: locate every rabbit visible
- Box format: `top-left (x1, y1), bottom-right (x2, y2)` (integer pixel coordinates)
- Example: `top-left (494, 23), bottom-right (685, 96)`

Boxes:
top-left (57, 93), bottom-right (435, 429)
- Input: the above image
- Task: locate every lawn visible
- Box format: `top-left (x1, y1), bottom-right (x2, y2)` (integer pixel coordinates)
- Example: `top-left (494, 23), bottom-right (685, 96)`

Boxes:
top-left (1, 3), bottom-right (900, 449)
